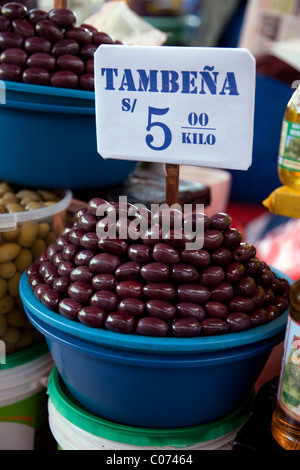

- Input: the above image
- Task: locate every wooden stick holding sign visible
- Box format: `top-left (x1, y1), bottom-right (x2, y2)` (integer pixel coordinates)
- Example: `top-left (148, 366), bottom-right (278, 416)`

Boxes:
top-left (54, 0), bottom-right (67, 8)
top-left (165, 163), bottom-right (180, 207)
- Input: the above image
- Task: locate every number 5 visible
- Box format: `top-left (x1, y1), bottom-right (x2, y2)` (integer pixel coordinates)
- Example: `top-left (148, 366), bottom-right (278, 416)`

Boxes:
top-left (146, 107), bottom-right (172, 151)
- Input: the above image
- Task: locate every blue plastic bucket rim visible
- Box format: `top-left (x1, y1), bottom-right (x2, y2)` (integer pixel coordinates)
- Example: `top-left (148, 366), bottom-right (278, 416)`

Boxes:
top-left (3, 80), bottom-right (95, 101)
top-left (19, 267), bottom-right (291, 354)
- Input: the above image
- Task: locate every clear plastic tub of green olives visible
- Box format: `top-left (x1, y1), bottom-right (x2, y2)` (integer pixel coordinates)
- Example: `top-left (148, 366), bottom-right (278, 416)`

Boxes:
top-left (0, 181), bottom-right (72, 354)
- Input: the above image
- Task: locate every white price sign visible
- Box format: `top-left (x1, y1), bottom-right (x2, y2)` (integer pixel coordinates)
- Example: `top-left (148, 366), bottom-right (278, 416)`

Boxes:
top-left (95, 45), bottom-right (255, 170)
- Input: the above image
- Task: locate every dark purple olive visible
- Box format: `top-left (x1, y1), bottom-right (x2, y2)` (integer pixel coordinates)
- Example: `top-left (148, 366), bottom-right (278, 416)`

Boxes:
top-left (27, 52), bottom-right (55, 72)
top-left (115, 261), bottom-right (140, 281)
top-left (2, 3), bottom-right (27, 20)
top-left (229, 296), bottom-right (255, 313)
top-left (275, 295), bottom-right (289, 313)
top-left (140, 262), bottom-right (170, 282)
top-left (35, 251), bottom-right (48, 265)
top-left (62, 243), bottom-right (78, 262)
top-left (89, 253), bottom-right (121, 274)
top-left (177, 284), bottom-right (211, 303)
top-left (176, 302), bottom-right (205, 321)
top-left (70, 266), bottom-right (93, 284)
top-left (264, 287), bottom-right (275, 304)
top-left (79, 73), bottom-right (94, 91)
top-left (152, 243), bottom-right (180, 265)
top-left (26, 263), bottom-right (40, 278)
top-left (58, 298), bottom-right (81, 321)
top-left (128, 244), bottom-right (152, 263)
top-left (28, 273), bottom-right (43, 288)
top-left (105, 311), bottom-right (136, 334)
top-left (171, 263), bottom-right (199, 283)
top-left (34, 283), bottom-right (51, 301)
top-left (250, 308), bottom-right (270, 327)
top-left (209, 212), bottom-right (232, 231)
top-left (203, 229), bottom-right (223, 250)
top-left (163, 228), bottom-right (195, 249)
top-left (68, 281), bottom-right (94, 304)
top-left (35, 20), bottom-right (64, 43)
top-left (87, 197), bottom-right (109, 215)
top-left (65, 27), bottom-right (92, 45)
top-left (52, 38), bottom-right (79, 57)
top-left (266, 304), bottom-right (280, 321)
top-left (56, 232), bottom-right (70, 250)
top-left (236, 275), bottom-right (256, 297)
top-left (205, 301), bottom-right (228, 319)
top-left (0, 16), bottom-right (12, 32)
top-left (181, 248), bottom-right (210, 268)
top-left (0, 62), bottom-right (22, 80)
top-left (78, 306), bottom-right (105, 328)
top-left (116, 281), bottom-right (144, 299)
top-left (1, 47), bottom-right (28, 66)
top-left (52, 276), bottom-right (70, 293)
top-left (199, 266), bottom-right (225, 287)
top-left (51, 70), bottom-right (78, 89)
top-left (12, 18), bottom-right (34, 37)
top-left (48, 8), bottom-right (76, 29)
top-left (210, 282), bottom-right (234, 302)
top-left (42, 264), bottom-right (58, 286)
top-left (57, 261), bottom-right (74, 277)
top-left (22, 67), bottom-right (50, 85)
top-left (90, 290), bottom-right (119, 312)
top-left (93, 31), bottom-right (114, 46)
top-left (81, 24), bottom-right (98, 34)
top-left (211, 246), bottom-right (233, 266)
top-left (136, 316), bottom-right (168, 337)
top-left (57, 54), bottom-right (85, 75)
top-left (223, 228), bottom-right (242, 246)
top-left (225, 261), bottom-right (245, 283)
top-left (39, 260), bottom-right (54, 277)
top-left (183, 212), bottom-right (210, 233)
top-left (24, 36), bottom-right (51, 54)
top-left (172, 318), bottom-right (202, 337)
top-left (143, 282), bottom-right (176, 302)
top-left (0, 31), bottom-right (23, 49)
top-left (142, 225), bottom-right (163, 246)
top-left (146, 299), bottom-right (176, 321)
top-left (68, 228), bottom-right (85, 246)
top-left (252, 285), bottom-right (265, 308)
top-left (244, 257), bottom-right (262, 276)
top-left (74, 249), bottom-right (95, 266)
top-left (92, 273), bottom-right (117, 291)
top-left (233, 243), bottom-right (253, 262)
top-left (202, 317), bottom-right (230, 335)
top-left (47, 242), bottom-right (61, 261)
top-left (271, 278), bottom-right (285, 295)
top-left (80, 232), bottom-right (98, 250)
top-left (40, 288), bottom-right (61, 310)
top-left (259, 269), bottom-right (275, 287)
top-left (76, 211), bottom-right (97, 232)
top-left (227, 312), bottom-right (252, 332)
top-left (118, 298), bottom-right (145, 318)
top-left (27, 9), bottom-right (48, 25)
top-left (80, 43), bottom-right (97, 60)
top-left (99, 237), bottom-right (128, 256)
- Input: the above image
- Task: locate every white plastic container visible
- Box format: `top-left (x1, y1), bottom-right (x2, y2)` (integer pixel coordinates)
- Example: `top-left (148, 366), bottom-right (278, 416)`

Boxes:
top-left (0, 189), bottom-right (72, 354)
top-left (48, 367), bottom-right (253, 451)
top-left (0, 342), bottom-right (53, 450)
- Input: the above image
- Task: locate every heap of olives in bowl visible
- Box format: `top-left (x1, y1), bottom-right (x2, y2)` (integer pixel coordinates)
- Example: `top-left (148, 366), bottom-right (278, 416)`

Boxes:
top-left (0, 2), bottom-right (122, 90)
top-left (26, 197), bottom-right (290, 339)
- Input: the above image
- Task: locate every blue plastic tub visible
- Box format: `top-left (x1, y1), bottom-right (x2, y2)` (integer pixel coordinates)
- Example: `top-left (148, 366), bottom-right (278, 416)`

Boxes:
top-left (0, 81), bottom-right (137, 189)
top-left (19, 269), bottom-right (290, 429)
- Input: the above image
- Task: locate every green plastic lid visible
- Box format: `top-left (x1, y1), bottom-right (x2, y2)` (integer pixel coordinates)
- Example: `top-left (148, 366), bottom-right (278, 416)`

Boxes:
top-left (0, 341), bottom-right (49, 371)
top-left (48, 367), bottom-right (254, 448)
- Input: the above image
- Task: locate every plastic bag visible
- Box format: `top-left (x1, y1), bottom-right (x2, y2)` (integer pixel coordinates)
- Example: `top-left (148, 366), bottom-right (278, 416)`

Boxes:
top-left (84, 1), bottom-right (167, 46)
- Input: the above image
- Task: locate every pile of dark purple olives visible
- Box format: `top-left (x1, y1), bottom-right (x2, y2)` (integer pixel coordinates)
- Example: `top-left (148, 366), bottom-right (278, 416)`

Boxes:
top-left (26, 198), bottom-right (290, 338)
top-left (0, 2), bottom-right (122, 90)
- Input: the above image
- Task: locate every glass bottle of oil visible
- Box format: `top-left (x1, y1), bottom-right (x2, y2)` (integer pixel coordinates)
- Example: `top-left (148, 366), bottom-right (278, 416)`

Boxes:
top-left (271, 278), bottom-right (300, 450)
top-left (278, 84), bottom-right (300, 189)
